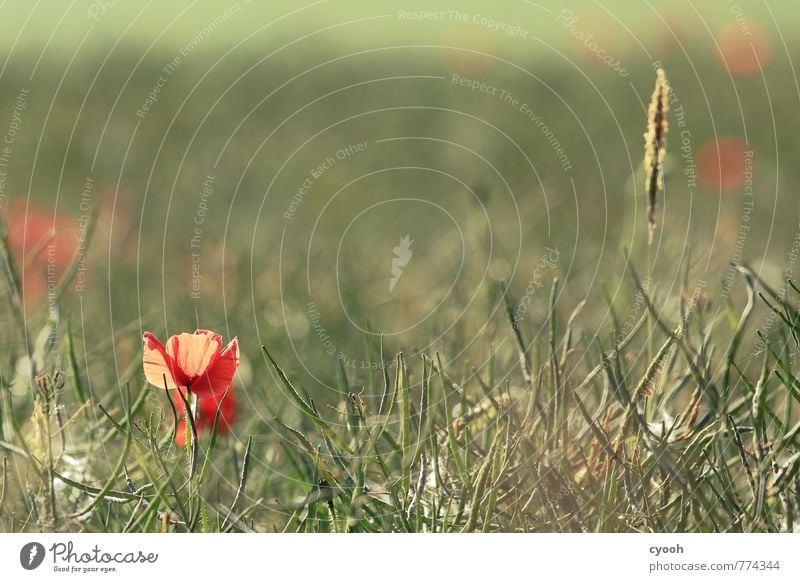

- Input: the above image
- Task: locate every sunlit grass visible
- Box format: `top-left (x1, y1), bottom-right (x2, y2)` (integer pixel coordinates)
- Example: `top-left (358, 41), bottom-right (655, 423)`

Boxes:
top-left (0, 42), bottom-right (798, 534)
top-left (2, 205), bottom-right (799, 531)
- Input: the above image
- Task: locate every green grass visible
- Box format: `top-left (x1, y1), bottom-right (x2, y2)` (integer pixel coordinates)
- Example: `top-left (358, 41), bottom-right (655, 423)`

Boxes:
top-left (1, 2), bottom-right (800, 533)
top-left (2, 230), bottom-right (800, 531)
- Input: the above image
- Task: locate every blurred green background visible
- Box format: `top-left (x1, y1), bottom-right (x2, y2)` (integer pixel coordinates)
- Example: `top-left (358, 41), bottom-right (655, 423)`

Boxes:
top-left (1, 0), bottom-right (799, 410)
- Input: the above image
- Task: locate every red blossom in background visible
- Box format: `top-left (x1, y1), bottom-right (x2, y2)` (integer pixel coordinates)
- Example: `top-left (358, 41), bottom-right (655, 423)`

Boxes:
top-left (715, 20), bottom-right (772, 76)
top-left (173, 386), bottom-right (236, 446)
top-left (697, 137), bottom-right (748, 191)
top-left (4, 199), bottom-right (78, 303)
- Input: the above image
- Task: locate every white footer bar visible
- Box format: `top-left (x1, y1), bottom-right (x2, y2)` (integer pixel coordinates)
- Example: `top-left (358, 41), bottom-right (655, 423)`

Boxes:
top-left (1, 533), bottom-right (797, 581)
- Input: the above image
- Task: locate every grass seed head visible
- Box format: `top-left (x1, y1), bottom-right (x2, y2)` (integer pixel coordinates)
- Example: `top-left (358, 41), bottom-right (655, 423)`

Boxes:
top-left (644, 68), bottom-right (670, 245)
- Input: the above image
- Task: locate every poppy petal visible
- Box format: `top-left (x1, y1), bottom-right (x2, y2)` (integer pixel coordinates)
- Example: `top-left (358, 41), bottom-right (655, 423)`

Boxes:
top-left (194, 329), bottom-right (223, 343)
top-left (190, 337), bottom-right (239, 396)
top-left (165, 332), bottom-right (221, 380)
top-left (143, 332), bottom-right (183, 390)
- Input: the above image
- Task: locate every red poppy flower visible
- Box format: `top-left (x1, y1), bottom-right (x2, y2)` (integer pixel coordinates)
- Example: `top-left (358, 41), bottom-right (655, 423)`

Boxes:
top-left (142, 329), bottom-right (239, 397)
top-left (4, 199), bottom-right (78, 302)
top-left (173, 386), bottom-right (236, 446)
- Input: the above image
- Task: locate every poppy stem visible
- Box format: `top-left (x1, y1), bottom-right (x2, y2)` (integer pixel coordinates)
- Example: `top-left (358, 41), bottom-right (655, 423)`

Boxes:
top-left (162, 375), bottom-right (179, 445)
top-left (176, 387), bottom-right (200, 480)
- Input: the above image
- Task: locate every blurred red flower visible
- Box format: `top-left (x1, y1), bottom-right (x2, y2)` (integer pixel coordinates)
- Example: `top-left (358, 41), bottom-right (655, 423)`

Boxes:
top-left (4, 199), bottom-right (77, 302)
top-left (715, 20), bottom-right (772, 75)
top-left (697, 137), bottom-right (749, 191)
top-left (143, 329), bottom-right (239, 396)
top-left (173, 386), bottom-right (236, 446)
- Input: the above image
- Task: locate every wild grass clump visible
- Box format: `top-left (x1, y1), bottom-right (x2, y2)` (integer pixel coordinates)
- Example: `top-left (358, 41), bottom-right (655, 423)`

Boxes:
top-left (0, 71), bottom-right (799, 533)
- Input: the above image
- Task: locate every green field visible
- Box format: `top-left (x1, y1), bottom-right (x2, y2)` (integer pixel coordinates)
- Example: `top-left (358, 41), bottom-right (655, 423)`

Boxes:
top-left (1, 0), bottom-right (800, 532)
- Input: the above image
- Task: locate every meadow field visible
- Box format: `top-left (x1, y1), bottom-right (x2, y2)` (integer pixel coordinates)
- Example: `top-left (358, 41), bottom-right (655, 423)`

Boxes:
top-left (1, 0), bottom-right (800, 533)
